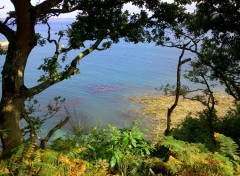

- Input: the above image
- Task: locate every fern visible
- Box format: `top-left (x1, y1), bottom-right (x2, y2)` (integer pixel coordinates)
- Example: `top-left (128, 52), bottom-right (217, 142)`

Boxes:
top-left (3, 142), bottom-right (87, 175)
top-left (0, 160), bottom-right (9, 175)
top-left (214, 132), bottom-right (240, 161)
top-left (160, 136), bottom-right (240, 175)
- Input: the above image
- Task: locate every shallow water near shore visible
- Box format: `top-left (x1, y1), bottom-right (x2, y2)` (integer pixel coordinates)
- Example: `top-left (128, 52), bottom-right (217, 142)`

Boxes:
top-left (1, 18), bottom-right (200, 131)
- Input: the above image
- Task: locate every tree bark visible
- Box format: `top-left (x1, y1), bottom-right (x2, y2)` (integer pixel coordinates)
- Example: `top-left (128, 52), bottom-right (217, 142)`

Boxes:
top-left (0, 98), bottom-right (25, 153)
top-left (0, 43), bottom-right (33, 154)
top-left (0, 1), bottom-right (36, 155)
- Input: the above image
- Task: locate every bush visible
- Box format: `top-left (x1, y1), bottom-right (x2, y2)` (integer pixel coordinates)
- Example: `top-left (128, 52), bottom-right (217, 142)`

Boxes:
top-left (82, 121), bottom-right (152, 175)
top-left (171, 105), bottom-right (240, 150)
top-left (170, 115), bottom-right (216, 150)
top-left (50, 120), bottom-right (153, 175)
top-left (215, 105), bottom-right (240, 145)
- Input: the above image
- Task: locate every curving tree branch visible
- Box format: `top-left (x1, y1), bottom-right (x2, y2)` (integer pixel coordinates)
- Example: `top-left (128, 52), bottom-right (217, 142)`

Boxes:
top-left (40, 111), bottom-right (70, 149)
top-left (0, 21), bottom-right (15, 42)
top-left (165, 43), bottom-right (191, 135)
top-left (34, 0), bottom-right (84, 17)
top-left (34, 0), bottom-right (63, 16)
top-left (24, 39), bottom-right (103, 97)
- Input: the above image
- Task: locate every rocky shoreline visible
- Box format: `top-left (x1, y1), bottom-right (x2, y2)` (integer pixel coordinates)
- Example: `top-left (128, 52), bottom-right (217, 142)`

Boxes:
top-left (0, 40), bottom-right (8, 49)
top-left (131, 93), bottom-right (235, 142)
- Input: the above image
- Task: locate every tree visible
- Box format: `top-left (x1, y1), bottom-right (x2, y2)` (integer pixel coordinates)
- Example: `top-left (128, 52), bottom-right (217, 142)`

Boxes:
top-left (151, 0), bottom-right (240, 137)
top-left (164, 44), bottom-right (191, 135)
top-left (184, 0), bottom-right (240, 101)
top-left (160, 0), bottom-right (240, 102)
top-left (0, 0), bottom-right (183, 155)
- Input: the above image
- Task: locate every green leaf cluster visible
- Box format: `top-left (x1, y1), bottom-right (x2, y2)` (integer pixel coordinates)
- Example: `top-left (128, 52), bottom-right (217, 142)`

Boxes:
top-left (157, 83), bottom-right (189, 97)
top-left (82, 121), bottom-right (152, 175)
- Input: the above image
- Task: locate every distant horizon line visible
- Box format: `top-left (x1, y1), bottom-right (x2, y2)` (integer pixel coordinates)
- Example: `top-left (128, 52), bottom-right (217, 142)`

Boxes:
top-left (0, 17), bottom-right (76, 20)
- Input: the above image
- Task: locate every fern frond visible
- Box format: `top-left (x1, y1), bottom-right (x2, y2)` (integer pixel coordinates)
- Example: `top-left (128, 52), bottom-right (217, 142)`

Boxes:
top-left (0, 161), bottom-right (9, 175)
top-left (23, 142), bottom-right (36, 160)
top-left (161, 136), bottom-right (239, 175)
top-left (214, 133), bottom-right (240, 161)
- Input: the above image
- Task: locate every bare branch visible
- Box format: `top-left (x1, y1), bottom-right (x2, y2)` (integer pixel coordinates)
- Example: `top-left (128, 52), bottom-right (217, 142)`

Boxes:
top-left (185, 88), bottom-right (205, 94)
top-left (45, 22), bottom-right (71, 60)
top-left (2, 11), bottom-right (17, 25)
top-left (198, 56), bottom-right (240, 100)
top-left (22, 112), bottom-right (39, 143)
top-left (3, 16), bottom-right (13, 25)
top-left (40, 113), bottom-right (70, 149)
top-left (46, 22), bottom-right (58, 46)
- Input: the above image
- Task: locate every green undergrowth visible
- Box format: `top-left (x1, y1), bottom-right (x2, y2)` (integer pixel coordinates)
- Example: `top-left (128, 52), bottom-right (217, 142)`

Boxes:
top-left (171, 105), bottom-right (240, 150)
top-left (0, 119), bottom-right (240, 176)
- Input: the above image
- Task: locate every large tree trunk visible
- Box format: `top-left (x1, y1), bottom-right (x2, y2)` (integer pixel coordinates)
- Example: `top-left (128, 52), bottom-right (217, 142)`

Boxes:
top-left (0, 42), bottom-right (33, 155)
top-left (0, 98), bottom-right (25, 152)
top-left (0, 1), bottom-right (36, 155)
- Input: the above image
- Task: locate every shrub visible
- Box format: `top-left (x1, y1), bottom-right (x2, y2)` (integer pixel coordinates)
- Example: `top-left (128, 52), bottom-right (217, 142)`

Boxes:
top-left (50, 120), bottom-right (153, 175)
top-left (170, 115), bottom-right (216, 150)
top-left (171, 105), bottom-right (240, 149)
top-left (82, 121), bottom-right (153, 175)
top-left (215, 105), bottom-right (240, 145)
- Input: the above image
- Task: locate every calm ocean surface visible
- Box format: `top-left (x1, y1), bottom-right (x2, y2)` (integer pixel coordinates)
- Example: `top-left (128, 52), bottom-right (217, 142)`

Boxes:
top-left (0, 18), bottom-right (194, 131)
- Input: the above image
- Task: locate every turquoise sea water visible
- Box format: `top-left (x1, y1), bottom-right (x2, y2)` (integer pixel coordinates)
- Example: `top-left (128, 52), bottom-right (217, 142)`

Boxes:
top-left (0, 19), bottom-right (194, 129)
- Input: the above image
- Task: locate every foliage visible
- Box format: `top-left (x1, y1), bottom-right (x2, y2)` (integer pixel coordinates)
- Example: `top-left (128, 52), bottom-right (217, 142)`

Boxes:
top-left (183, 0), bottom-right (240, 100)
top-left (82, 121), bottom-right (152, 175)
top-left (99, 123), bottom-right (151, 175)
top-left (171, 105), bottom-right (240, 150)
top-left (171, 115), bottom-right (216, 150)
top-left (1, 120), bottom-right (240, 175)
top-left (215, 105), bottom-right (240, 145)
top-left (198, 34), bottom-right (240, 100)
top-left (156, 83), bottom-right (189, 97)
top-left (50, 120), bottom-right (152, 175)
top-left (21, 96), bottom-right (70, 149)
top-left (153, 135), bottom-right (240, 176)
top-left (0, 142), bottom-right (88, 176)
top-left (160, 0), bottom-right (240, 101)
top-left (214, 133), bottom-right (240, 161)
top-left (0, 0), bottom-right (191, 153)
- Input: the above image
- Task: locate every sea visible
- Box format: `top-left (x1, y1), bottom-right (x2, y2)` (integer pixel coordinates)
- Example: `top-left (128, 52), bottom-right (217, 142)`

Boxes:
top-left (0, 18), bottom-right (195, 136)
